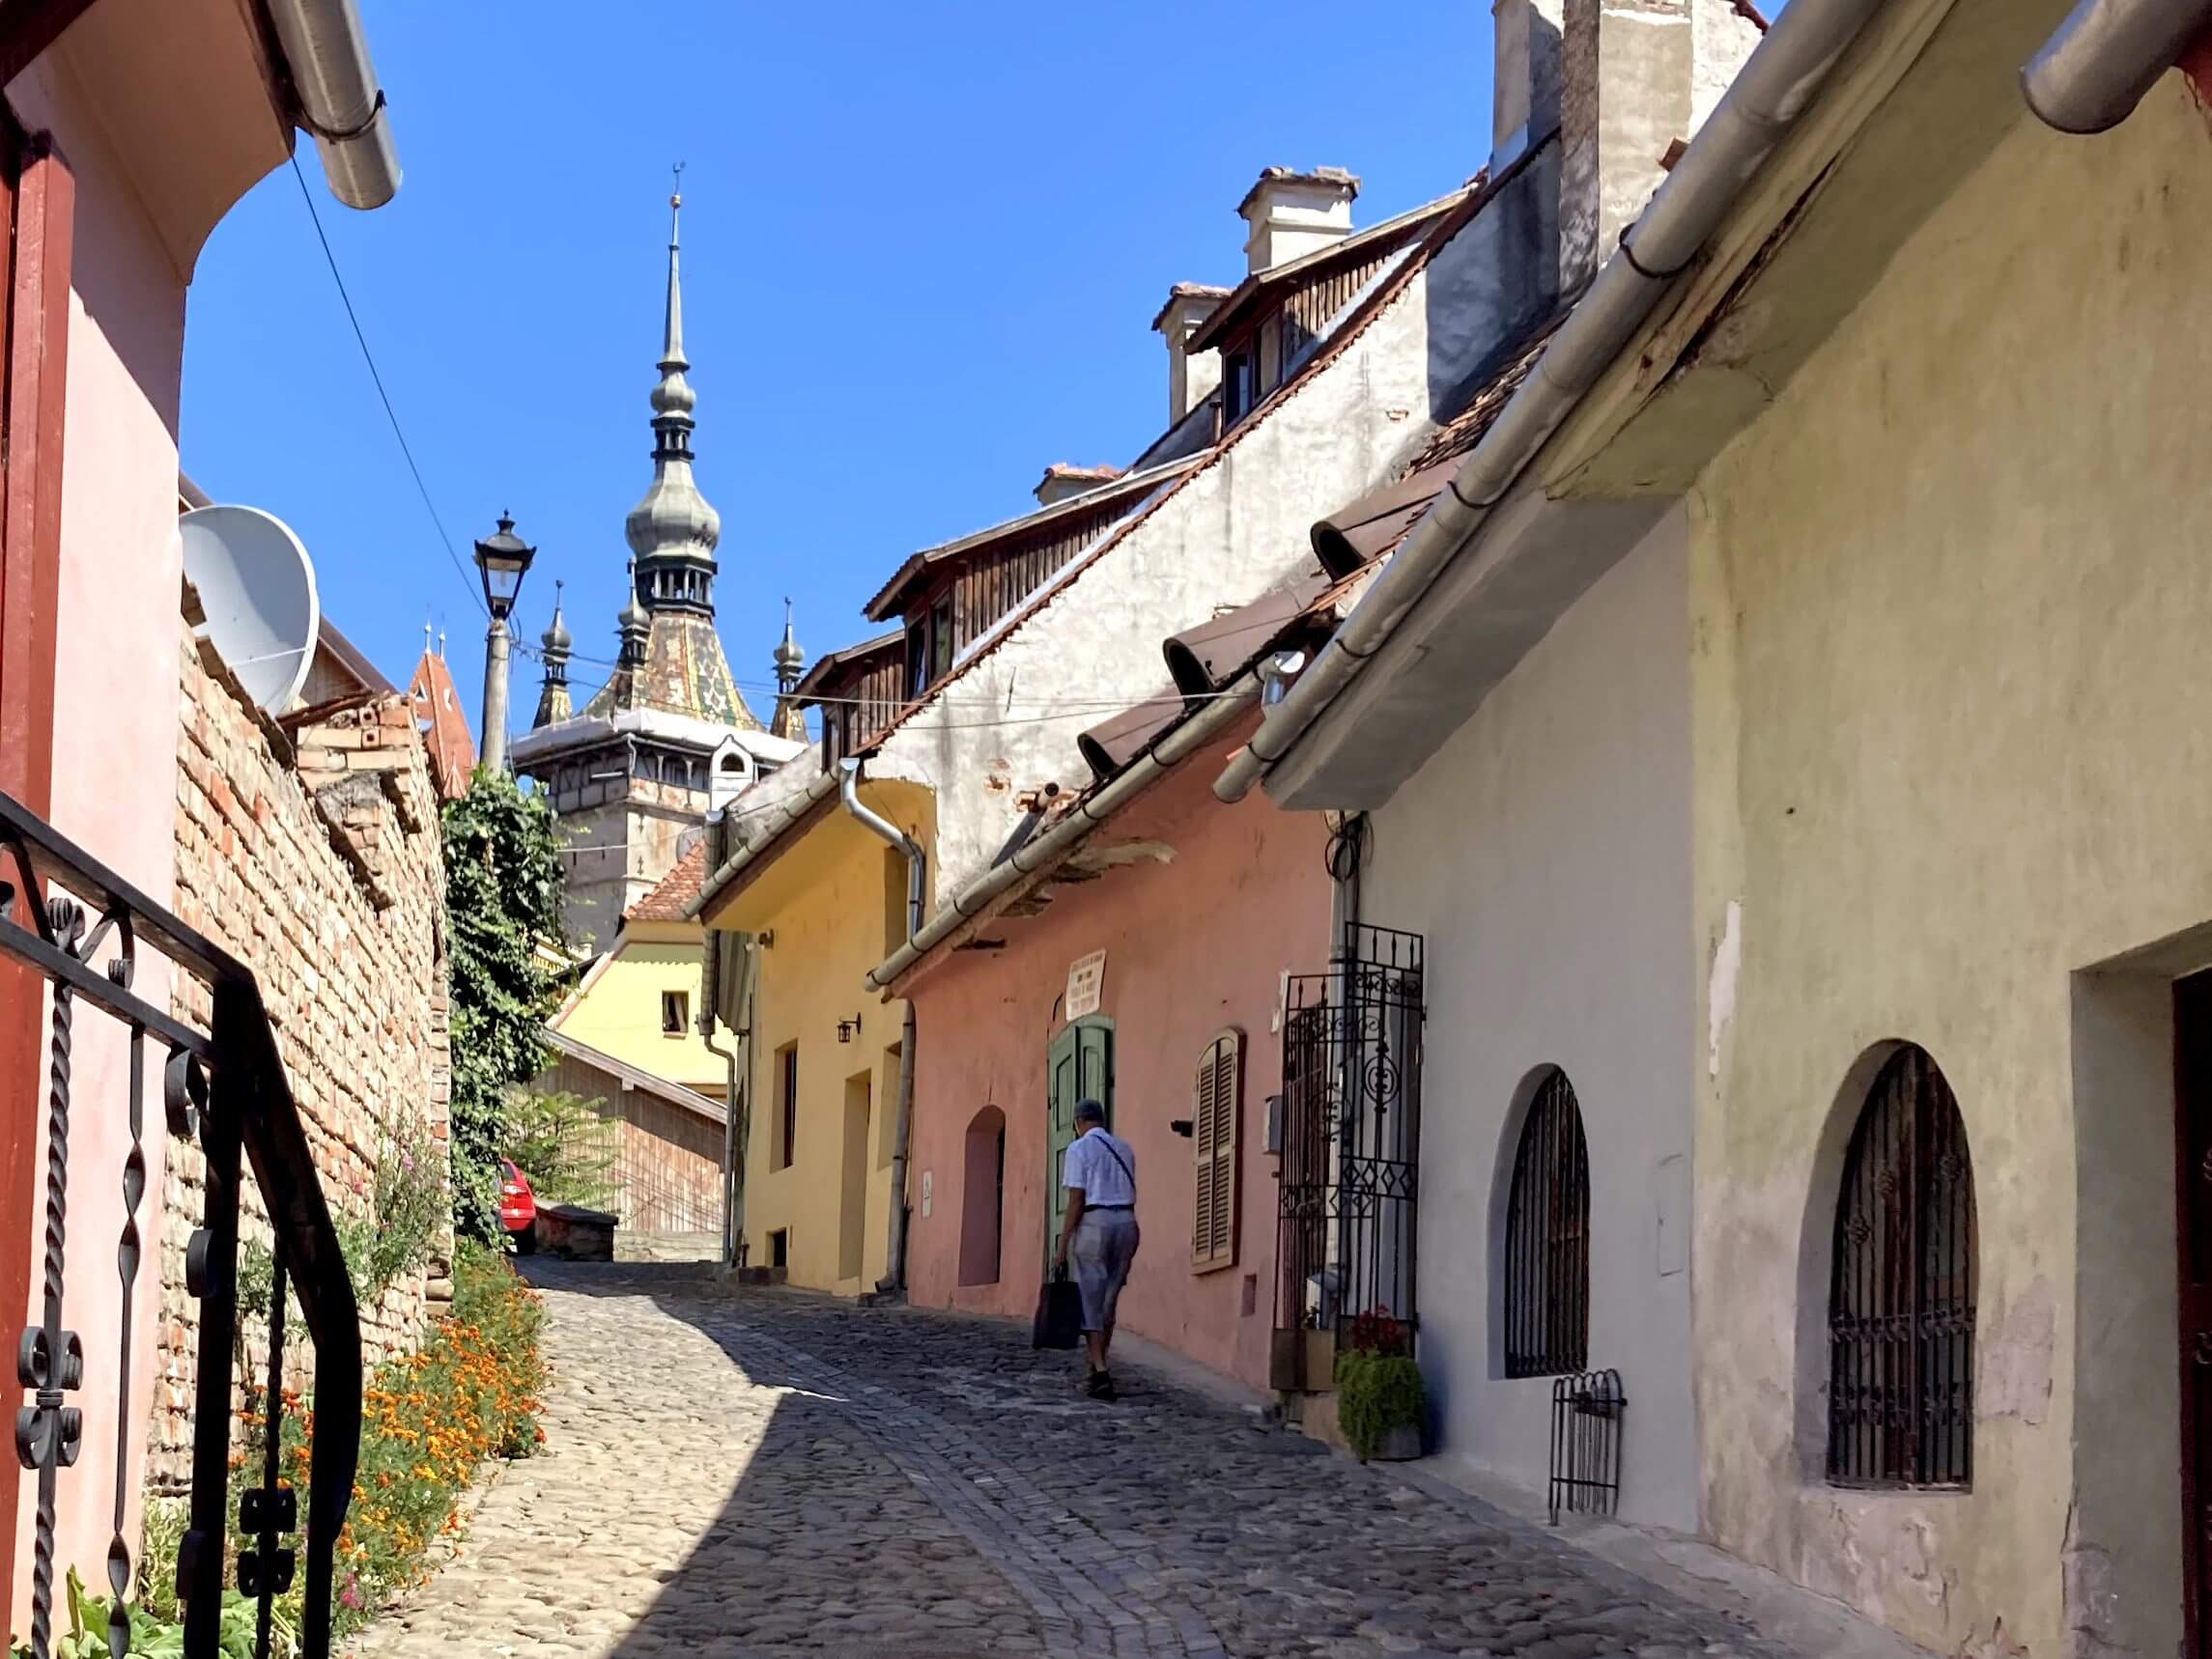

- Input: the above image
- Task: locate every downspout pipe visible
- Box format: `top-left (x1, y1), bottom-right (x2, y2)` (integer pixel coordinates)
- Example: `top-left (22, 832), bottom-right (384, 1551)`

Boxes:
top-left (263, 0), bottom-right (402, 210)
top-left (2022, 0), bottom-right (2212, 133)
top-left (839, 759), bottom-right (923, 1296)
top-left (698, 926), bottom-right (745, 1272)
top-left (869, 673), bottom-right (1263, 992)
top-left (1213, 0), bottom-right (1887, 805)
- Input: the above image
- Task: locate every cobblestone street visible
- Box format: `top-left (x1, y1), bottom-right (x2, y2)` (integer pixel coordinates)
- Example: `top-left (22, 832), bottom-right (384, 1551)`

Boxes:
top-left (348, 1264), bottom-right (1801, 1659)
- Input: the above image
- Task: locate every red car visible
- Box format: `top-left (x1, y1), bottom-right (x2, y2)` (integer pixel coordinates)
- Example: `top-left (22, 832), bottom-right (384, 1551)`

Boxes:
top-left (497, 1159), bottom-right (537, 1250)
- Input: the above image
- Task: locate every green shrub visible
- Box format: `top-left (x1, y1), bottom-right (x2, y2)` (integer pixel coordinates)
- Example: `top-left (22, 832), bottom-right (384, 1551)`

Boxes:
top-left (10, 1566), bottom-right (292, 1659)
top-left (504, 1087), bottom-right (617, 1210)
top-left (1334, 1349), bottom-right (1426, 1461)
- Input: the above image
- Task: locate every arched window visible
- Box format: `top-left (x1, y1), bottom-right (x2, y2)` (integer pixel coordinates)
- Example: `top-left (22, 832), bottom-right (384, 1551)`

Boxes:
top-left (1827, 1044), bottom-right (1975, 1489)
top-left (959, 1105), bottom-right (1007, 1287)
top-left (1502, 1067), bottom-right (1589, 1378)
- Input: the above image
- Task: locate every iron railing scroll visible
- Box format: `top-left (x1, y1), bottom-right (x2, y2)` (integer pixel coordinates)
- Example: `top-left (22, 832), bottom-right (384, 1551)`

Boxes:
top-left (1275, 924), bottom-right (1425, 1372)
top-left (0, 789), bottom-right (361, 1658)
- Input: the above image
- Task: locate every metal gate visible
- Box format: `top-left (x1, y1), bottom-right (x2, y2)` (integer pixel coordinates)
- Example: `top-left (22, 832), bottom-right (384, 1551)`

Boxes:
top-left (1275, 925), bottom-right (1423, 1385)
top-left (0, 790), bottom-right (361, 1657)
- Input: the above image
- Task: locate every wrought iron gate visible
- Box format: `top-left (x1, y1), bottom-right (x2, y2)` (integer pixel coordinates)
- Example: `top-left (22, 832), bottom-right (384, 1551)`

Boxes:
top-left (1275, 924), bottom-right (1423, 1382)
top-left (0, 790), bottom-right (361, 1657)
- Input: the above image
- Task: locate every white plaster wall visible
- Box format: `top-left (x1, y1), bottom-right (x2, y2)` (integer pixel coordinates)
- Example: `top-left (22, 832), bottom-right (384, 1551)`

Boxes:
top-left (1364, 508), bottom-right (1696, 1530)
top-left (872, 157), bottom-right (1562, 903)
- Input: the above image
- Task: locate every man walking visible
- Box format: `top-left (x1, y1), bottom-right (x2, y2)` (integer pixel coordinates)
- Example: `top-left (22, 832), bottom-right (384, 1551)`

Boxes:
top-left (1053, 1098), bottom-right (1138, 1400)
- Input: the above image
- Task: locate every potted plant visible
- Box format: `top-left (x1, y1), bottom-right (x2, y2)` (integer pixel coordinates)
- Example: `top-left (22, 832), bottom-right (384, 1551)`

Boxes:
top-left (1334, 1307), bottom-right (1425, 1462)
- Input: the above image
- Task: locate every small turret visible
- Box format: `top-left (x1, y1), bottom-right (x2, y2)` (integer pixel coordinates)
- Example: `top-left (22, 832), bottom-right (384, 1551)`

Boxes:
top-left (533, 579), bottom-right (574, 730)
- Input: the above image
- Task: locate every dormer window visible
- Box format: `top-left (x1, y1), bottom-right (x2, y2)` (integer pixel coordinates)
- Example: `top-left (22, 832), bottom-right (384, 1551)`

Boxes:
top-left (931, 597), bottom-right (954, 682)
top-left (905, 619), bottom-right (928, 698)
top-left (1223, 348), bottom-right (1259, 423)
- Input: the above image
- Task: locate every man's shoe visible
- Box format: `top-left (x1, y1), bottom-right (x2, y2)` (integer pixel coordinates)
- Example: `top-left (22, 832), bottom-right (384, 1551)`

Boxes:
top-left (1086, 1370), bottom-right (1118, 1401)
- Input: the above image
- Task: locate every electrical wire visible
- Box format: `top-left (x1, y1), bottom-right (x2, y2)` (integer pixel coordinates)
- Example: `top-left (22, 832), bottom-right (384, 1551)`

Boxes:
top-left (290, 153), bottom-right (484, 623)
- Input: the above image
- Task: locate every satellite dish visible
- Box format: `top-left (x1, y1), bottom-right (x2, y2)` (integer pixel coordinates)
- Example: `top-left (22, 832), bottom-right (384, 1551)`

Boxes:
top-left (180, 504), bottom-right (320, 713)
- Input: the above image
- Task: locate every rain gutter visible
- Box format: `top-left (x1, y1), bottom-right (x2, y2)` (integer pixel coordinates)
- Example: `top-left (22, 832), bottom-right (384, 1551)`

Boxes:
top-left (839, 760), bottom-right (924, 1297)
top-left (1213, 0), bottom-right (1888, 804)
top-left (869, 673), bottom-right (1262, 993)
top-left (264, 0), bottom-right (402, 209)
top-left (2021, 0), bottom-right (2212, 133)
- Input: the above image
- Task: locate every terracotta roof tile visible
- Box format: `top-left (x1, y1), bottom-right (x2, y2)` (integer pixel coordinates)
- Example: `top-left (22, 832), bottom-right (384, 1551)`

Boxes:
top-left (629, 837), bottom-right (707, 922)
top-left (406, 649), bottom-right (476, 801)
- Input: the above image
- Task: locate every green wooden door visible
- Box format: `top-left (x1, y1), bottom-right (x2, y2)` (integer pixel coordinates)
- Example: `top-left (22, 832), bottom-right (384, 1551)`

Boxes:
top-left (1045, 1017), bottom-right (1115, 1271)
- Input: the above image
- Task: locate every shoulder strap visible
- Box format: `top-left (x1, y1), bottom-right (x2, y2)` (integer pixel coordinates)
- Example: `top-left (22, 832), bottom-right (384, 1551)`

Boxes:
top-left (1099, 1136), bottom-right (1133, 1187)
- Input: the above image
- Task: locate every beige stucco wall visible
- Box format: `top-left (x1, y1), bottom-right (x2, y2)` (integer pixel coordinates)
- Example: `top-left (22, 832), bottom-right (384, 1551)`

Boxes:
top-left (706, 784), bottom-right (934, 1294)
top-left (554, 920), bottom-right (725, 1096)
top-left (1690, 81), bottom-right (2212, 1659)
top-left (1365, 509), bottom-right (1697, 1530)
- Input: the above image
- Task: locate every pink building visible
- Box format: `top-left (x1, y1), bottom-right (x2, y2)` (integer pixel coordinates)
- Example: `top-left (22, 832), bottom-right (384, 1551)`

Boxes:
top-left (0, 0), bottom-right (398, 1632)
top-left (888, 591), bottom-right (1345, 1392)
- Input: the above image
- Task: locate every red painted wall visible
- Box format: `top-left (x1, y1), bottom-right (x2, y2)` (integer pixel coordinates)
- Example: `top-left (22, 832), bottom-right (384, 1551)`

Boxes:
top-left (902, 725), bottom-right (1330, 1392)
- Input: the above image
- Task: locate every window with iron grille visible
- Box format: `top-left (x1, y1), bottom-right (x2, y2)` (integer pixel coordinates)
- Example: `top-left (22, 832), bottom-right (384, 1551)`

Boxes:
top-left (1503, 1068), bottom-right (1590, 1378)
top-left (1826, 1044), bottom-right (1975, 1489)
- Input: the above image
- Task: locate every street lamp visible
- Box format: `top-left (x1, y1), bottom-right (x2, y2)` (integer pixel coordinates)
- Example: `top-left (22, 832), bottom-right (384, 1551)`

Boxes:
top-left (472, 512), bottom-right (537, 772)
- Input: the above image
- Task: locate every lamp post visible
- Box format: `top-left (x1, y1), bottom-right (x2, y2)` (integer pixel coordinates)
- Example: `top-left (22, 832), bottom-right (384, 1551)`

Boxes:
top-left (472, 512), bottom-right (536, 772)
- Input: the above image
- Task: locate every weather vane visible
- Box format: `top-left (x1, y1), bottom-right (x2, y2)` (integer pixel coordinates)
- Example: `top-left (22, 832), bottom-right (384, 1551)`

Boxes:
top-left (671, 159), bottom-right (684, 210)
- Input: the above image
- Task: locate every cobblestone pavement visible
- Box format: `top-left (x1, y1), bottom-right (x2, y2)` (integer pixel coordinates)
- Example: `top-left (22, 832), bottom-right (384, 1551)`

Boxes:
top-left (348, 1263), bottom-right (1801, 1659)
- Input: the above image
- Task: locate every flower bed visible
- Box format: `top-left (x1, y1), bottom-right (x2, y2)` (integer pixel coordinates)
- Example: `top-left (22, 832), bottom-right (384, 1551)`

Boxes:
top-left (328, 1239), bottom-right (546, 1624)
top-left (101, 1240), bottom-right (545, 1655)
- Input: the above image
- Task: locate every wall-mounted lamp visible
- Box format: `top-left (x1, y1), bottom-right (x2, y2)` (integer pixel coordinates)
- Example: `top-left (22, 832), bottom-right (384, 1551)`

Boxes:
top-left (837, 1012), bottom-right (863, 1044)
top-left (1170, 1118), bottom-right (1194, 1139)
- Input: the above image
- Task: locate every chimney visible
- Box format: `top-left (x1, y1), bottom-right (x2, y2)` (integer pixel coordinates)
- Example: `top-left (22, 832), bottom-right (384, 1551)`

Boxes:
top-left (1035, 464), bottom-right (1124, 509)
top-left (1490, 0), bottom-right (1566, 170)
top-left (1236, 167), bottom-right (1359, 275)
top-left (1151, 283), bottom-right (1230, 427)
top-left (1556, 0), bottom-right (1761, 291)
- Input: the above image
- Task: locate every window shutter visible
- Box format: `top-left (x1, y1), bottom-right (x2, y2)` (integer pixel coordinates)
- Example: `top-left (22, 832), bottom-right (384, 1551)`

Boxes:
top-left (1191, 1031), bottom-right (1241, 1273)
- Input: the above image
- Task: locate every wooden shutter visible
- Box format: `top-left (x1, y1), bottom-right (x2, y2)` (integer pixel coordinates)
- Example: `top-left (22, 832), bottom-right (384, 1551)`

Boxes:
top-left (1191, 1030), bottom-right (1241, 1272)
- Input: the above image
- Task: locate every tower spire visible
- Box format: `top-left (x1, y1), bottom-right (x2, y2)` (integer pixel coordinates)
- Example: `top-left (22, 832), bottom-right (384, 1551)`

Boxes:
top-left (773, 597), bottom-right (805, 692)
top-left (625, 164), bottom-right (722, 617)
top-left (533, 579), bottom-right (574, 730)
top-left (661, 163), bottom-right (685, 373)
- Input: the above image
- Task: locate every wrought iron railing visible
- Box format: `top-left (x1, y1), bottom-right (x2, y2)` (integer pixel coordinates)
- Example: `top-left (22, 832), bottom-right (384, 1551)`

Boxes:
top-left (1275, 924), bottom-right (1424, 1381)
top-left (0, 790), bottom-right (360, 1658)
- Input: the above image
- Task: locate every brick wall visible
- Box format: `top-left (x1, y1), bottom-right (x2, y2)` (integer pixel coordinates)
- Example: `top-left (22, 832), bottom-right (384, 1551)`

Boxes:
top-left (153, 626), bottom-right (451, 1488)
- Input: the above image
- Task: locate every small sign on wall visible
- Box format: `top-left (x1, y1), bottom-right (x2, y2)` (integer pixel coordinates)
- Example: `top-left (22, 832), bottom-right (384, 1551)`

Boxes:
top-left (921, 1169), bottom-right (934, 1219)
top-left (1064, 949), bottom-right (1107, 1020)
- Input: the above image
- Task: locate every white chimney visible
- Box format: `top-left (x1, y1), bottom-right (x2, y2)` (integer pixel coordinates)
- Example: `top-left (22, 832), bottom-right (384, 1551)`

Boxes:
top-left (1557, 0), bottom-right (1761, 291)
top-left (1035, 464), bottom-right (1124, 509)
top-left (1491, 0), bottom-right (1566, 169)
top-left (1236, 167), bottom-right (1359, 275)
top-left (1151, 283), bottom-right (1230, 426)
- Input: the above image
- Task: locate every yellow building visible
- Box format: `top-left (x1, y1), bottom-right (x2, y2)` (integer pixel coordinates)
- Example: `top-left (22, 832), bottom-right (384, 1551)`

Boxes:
top-left (693, 757), bottom-right (932, 1293)
top-left (552, 839), bottom-right (726, 1100)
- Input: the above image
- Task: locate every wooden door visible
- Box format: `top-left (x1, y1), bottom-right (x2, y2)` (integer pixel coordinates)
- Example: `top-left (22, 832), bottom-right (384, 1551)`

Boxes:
top-left (2176, 970), bottom-right (2212, 1655)
top-left (1043, 1018), bottom-right (1113, 1272)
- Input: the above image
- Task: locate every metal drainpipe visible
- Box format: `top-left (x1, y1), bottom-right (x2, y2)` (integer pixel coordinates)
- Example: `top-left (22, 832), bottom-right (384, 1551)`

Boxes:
top-left (839, 759), bottom-right (924, 1297)
top-left (2023, 0), bottom-right (2212, 132)
top-left (701, 1016), bottom-right (743, 1270)
top-left (262, 0), bottom-right (403, 209)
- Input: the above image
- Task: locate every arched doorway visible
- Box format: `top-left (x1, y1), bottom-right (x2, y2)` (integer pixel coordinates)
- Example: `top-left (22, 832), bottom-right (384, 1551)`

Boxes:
top-left (960, 1105), bottom-right (1007, 1286)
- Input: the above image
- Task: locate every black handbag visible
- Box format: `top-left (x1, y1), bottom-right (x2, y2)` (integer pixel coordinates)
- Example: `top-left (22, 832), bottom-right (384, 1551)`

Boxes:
top-left (1032, 1265), bottom-right (1083, 1350)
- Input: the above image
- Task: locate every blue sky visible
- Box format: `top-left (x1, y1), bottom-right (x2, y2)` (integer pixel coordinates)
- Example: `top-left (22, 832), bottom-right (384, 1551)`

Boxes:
top-left (181, 2), bottom-right (1489, 738)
